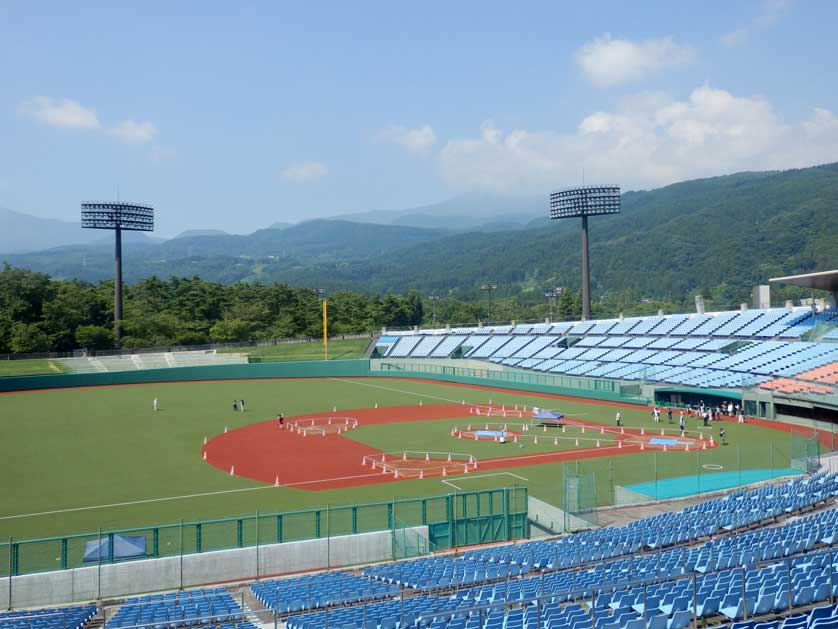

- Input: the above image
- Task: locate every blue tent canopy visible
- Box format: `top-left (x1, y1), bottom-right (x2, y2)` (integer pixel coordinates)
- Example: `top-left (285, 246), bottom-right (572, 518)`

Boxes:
top-left (83, 534), bottom-right (146, 563)
top-left (533, 409), bottom-right (565, 422)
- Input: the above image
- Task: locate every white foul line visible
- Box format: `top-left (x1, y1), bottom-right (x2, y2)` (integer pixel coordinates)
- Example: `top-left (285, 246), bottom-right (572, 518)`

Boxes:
top-left (441, 472), bottom-right (530, 491)
top-left (0, 486), bottom-right (275, 521)
top-left (328, 377), bottom-right (468, 404)
top-left (0, 471), bottom-right (384, 522)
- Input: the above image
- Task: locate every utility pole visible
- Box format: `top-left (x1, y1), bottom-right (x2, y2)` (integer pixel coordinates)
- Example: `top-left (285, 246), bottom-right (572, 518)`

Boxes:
top-left (428, 295), bottom-right (440, 326)
top-left (545, 287), bottom-right (565, 321)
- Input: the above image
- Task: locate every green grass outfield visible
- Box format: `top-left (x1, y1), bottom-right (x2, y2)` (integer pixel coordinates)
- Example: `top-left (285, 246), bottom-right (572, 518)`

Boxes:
top-left (0, 376), bottom-right (800, 543)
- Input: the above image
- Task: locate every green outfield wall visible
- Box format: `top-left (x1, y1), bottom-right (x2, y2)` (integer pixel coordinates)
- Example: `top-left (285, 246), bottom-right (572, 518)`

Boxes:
top-left (0, 359), bottom-right (372, 393)
top-left (0, 358), bottom-right (648, 404)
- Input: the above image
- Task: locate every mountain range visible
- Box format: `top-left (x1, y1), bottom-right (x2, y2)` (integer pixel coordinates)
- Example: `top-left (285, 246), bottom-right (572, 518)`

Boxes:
top-left (2, 163), bottom-right (837, 302)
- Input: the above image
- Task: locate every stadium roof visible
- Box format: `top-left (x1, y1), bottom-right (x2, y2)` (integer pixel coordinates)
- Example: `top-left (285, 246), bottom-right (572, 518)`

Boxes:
top-left (769, 270), bottom-right (838, 293)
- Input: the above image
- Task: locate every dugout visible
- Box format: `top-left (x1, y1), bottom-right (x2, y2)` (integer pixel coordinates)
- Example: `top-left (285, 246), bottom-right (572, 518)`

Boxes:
top-left (654, 387), bottom-right (742, 410)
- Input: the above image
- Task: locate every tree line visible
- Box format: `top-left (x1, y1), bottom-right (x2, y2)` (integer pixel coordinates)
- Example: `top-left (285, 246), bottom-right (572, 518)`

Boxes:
top-left (1, 263), bottom-right (819, 355)
top-left (0, 265), bottom-right (425, 353)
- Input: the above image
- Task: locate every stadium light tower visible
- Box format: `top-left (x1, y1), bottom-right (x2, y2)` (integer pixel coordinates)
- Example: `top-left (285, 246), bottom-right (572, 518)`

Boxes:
top-left (549, 186), bottom-right (620, 320)
top-left (81, 201), bottom-right (155, 347)
top-left (480, 283), bottom-right (498, 324)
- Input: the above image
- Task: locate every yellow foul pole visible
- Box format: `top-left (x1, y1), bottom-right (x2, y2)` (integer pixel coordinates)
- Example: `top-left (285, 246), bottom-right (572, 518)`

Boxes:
top-left (322, 298), bottom-right (328, 360)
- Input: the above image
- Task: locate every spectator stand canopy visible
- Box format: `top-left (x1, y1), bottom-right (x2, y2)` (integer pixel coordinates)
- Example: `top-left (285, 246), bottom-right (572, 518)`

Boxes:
top-left (83, 534), bottom-right (147, 563)
top-left (770, 270), bottom-right (838, 307)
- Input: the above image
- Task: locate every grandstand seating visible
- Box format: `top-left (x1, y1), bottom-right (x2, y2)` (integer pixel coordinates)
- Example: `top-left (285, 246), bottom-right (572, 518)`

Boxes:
top-left (59, 351), bottom-right (248, 374)
top-left (760, 362), bottom-right (838, 395)
top-left (284, 474), bottom-right (838, 629)
top-left (0, 605), bottom-right (96, 629)
top-left (106, 588), bottom-right (241, 629)
top-left (10, 472), bottom-right (838, 629)
top-left (382, 307), bottom-right (838, 391)
top-left (362, 474), bottom-right (838, 590)
top-left (251, 571), bottom-right (400, 614)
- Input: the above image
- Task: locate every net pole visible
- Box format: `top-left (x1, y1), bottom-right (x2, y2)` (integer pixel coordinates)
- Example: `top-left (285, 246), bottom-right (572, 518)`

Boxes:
top-left (654, 452), bottom-right (658, 501)
top-left (97, 527), bottom-right (102, 603)
top-left (390, 496), bottom-right (396, 562)
top-left (562, 466), bottom-right (568, 533)
top-left (179, 519), bottom-right (184, 591)
top-left (696, 448), bottom-right (701, 496)
top-left (7, 536), bottom-right (11, 610)
top-left (255, 510), bottom-right (260, 581)
top-left (326, 504), bottom-right (331, 570)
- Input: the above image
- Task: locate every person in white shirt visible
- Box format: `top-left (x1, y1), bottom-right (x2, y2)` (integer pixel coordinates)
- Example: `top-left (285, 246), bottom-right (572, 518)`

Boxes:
top-left (153, 398), bottom-right (158, 412)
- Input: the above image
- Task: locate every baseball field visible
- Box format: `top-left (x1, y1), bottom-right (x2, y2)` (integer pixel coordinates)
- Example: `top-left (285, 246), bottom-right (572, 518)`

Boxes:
top-left (0, 374), bottom-right (812, 548)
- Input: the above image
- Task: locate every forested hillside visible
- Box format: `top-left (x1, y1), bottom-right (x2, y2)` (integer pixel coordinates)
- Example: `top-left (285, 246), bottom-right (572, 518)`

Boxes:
top-left (2, 164), bottom-right (837, 313)
top-left (328, 163), bottom-right (838, 302)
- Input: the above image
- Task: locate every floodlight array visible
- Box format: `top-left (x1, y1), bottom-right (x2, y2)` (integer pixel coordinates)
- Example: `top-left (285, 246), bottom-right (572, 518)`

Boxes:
top-left (549, 185), bottom-right (620, 219)
top-left (81, 201), bottom-right (155, 231)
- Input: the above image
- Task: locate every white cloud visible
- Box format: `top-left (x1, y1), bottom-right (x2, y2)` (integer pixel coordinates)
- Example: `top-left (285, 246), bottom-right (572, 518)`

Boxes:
top-left (281, 161), bottom-right (328, 183)
top-left (574, 35), bottom-right (694, 87)
top-left (722, 0), bottom-right (791, 47)
top-left (20, 97), bottom-right (162, 152)
top-left (19, 97), bottom-right (100, 129)
top-left (109, 120), bottom-right (158, 144)
top-left (377, 124), bottom-right (437, 152)
top-left (438, 86), bottom-right (838, 194)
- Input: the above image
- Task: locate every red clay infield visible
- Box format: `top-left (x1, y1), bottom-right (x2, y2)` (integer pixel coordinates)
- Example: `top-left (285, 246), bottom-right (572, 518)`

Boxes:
top-left (202, 403), bottom-right (712, 490)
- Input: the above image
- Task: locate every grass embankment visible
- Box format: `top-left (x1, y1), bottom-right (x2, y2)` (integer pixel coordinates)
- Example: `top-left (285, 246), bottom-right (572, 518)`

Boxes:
top-left (237, 337), bottom-right (370, 362)
top-left (0, 359), bottom-right (65, 377)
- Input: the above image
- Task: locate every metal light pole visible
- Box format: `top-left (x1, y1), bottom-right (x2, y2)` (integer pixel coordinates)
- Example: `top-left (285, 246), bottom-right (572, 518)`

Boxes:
top-left (428, 295), bottom-right (440, 327)
top-left (549, 186), bottom-right (620, 320)
top-left (480, 283), bottom-right (497, 324)
top-left (81, 201), bottom-right (155, 347)
top-left (315, 288), bottom-right (328, 360)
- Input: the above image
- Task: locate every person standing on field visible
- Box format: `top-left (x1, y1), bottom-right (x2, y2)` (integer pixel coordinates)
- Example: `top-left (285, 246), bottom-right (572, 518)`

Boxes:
top-left (153, 398), bottom-right (158, 412)
top-left (240, 399), bottom-right (246, 413)
top-left (233, 400), bottom-right (238, 413)
top-left (615, 411), bottom-right (622, 427)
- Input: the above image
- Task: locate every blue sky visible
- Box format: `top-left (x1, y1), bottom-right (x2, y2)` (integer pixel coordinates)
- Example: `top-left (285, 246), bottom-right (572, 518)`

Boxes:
top-left (1, 1), bottom-right (837, 236)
